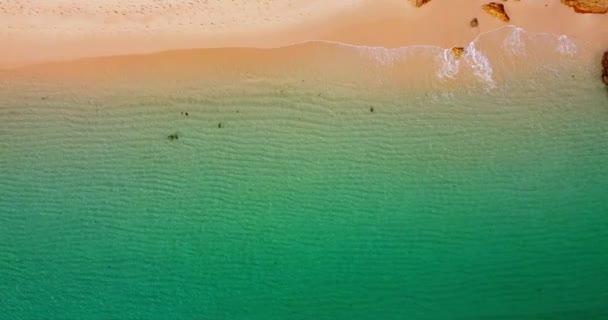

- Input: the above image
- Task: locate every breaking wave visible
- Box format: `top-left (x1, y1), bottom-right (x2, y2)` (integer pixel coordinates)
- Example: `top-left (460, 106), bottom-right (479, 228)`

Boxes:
top-left (557, 35), bottom-right (577, 56)
top-left (286, 25), bottom-right (585, 89)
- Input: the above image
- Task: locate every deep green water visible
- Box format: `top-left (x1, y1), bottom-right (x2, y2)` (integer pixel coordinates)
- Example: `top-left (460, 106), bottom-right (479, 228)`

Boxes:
top-left (1, 63), bottom-right (608, 319)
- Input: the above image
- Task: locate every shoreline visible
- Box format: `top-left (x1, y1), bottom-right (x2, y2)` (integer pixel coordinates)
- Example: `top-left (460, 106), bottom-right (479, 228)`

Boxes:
top-left (1, 26), bottom-right (604, 98)
top-left (1, 0), bottom-right (608, 69)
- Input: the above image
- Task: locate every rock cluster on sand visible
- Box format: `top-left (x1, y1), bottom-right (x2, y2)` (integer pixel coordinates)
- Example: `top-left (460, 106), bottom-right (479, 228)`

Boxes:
top-left (412, 0), bottom-right (431, 7)
top-left (452, 47), bottom-right (465, 59)
top-left (561, 0), bottom-right (608, 14)
top-left (602, 51), bottom-right (608, 86)
top-left (482, 2), bottom-right (510, 22)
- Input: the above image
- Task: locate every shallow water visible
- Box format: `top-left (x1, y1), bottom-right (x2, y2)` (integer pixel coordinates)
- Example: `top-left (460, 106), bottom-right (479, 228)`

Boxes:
top-left (1, 28), bottom-right (608, 319)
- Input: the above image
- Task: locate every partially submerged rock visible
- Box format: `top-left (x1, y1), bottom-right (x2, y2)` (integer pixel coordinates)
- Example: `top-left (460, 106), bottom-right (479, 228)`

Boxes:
top-left (602, 51), bottom-right (608, 86)
top-left (482, 2), bottom-right (510, 22)
top-left (470, 18), bottom-right (479, 27)
top-left (411, 0), bottom-right (431, 7)
top-left (561, 0), bottom-right (608, 14)
top-left (452, 47), bottom-right (465, 59)
top-left (168, 133), bottom-right (179, 141)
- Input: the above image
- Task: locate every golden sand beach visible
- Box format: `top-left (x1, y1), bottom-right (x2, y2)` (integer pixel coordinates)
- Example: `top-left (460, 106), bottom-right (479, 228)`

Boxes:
top-left (1, 0), bottom-right (607, 69)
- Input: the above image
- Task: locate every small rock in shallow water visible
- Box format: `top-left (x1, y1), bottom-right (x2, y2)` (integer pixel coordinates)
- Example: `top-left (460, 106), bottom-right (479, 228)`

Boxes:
top-left (451, 47), bottom-right (465, 59)
top-left (168, 134), bottom-right (179, 141)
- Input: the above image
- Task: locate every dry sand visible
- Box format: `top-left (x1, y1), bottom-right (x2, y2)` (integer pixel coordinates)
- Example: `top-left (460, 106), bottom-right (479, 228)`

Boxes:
top-left (1, 0), bottom-right (608, 69)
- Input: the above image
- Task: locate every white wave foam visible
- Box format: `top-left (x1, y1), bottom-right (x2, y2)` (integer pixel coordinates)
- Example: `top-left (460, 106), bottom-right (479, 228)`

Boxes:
top-left (557, 35), bottom-right (576, 56)
top-left (464, 42), bottom-right (495, 88)
top-left (283, 25), bottom-right (581, 89)
top-left (436, 48), bottom-right (461, 79)
top-left (503, 27), bottom-right (526, 55)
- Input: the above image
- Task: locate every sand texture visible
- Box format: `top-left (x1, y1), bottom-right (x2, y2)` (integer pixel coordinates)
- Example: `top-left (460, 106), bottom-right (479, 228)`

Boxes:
top-left (2, 0), bottom-right (608, 68)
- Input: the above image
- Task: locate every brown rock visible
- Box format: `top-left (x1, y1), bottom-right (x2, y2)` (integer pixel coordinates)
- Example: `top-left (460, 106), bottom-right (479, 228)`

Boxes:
top-left (482, 2), bottom-right (510, 22)
top-left (470, 18), bottom-right (479, 27)
top-left (452, 47), bottom-right (465, 59)
top-left (561, 0), bottom-right (608, 14)
top-left (602, 51), bottom-right (608, 86)
top-left (411, 0), bottom-right (431, 7)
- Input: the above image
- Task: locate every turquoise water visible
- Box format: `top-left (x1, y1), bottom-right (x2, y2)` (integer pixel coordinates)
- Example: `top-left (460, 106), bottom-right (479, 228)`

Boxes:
top-left (2, 53), bottom-right (608, 318)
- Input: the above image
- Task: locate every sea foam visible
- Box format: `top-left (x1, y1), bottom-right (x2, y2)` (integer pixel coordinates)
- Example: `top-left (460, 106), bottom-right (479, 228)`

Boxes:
top-left (557, 35), bottom-right (577, 56)
top-left (346, 26), bottom-right (584, 89)
top-left (463, 41), bottom-right (495, 87)
top-left (436, 48), bottom-right (461, 79)
top-left (503, 27), bottom-right (526, 55)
